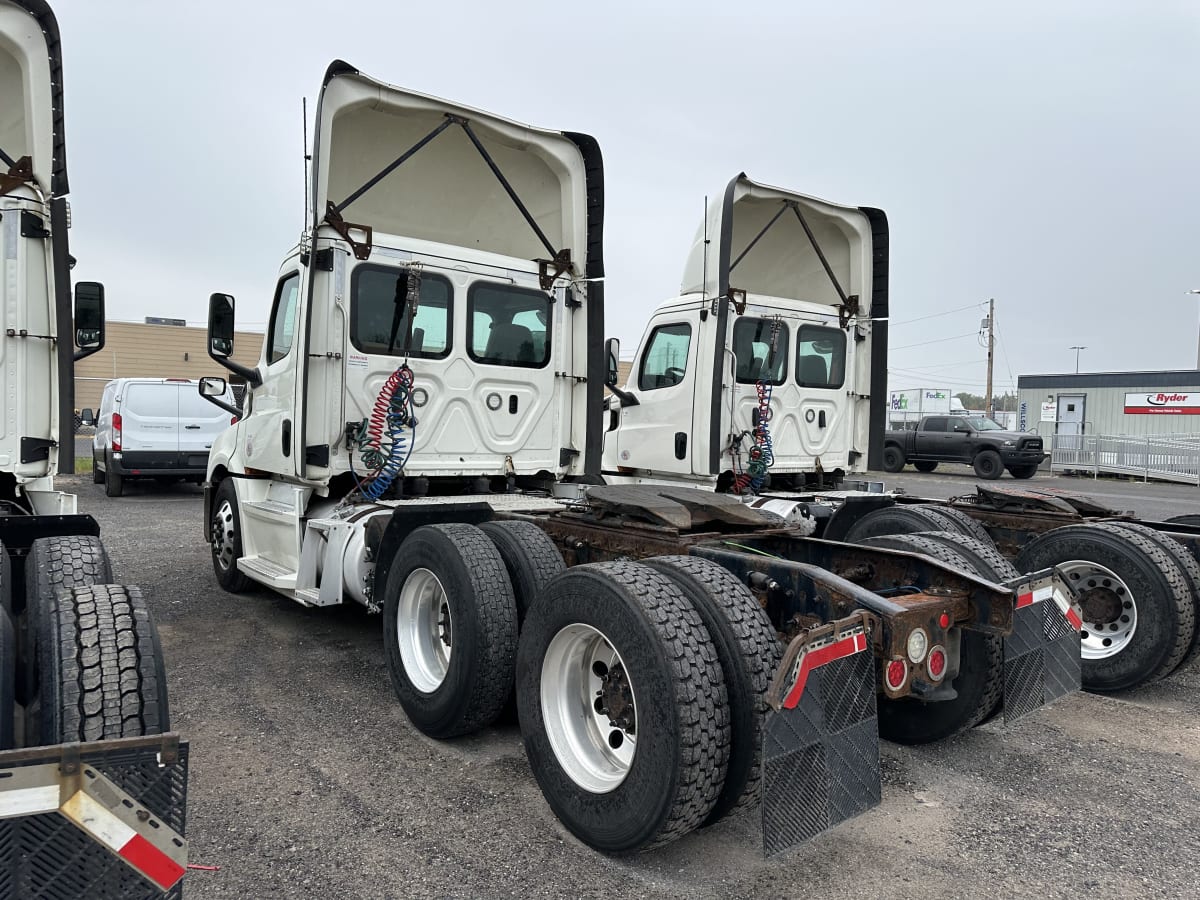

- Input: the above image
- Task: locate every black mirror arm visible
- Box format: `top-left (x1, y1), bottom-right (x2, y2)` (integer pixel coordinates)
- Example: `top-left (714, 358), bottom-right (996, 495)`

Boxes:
top-left (604, 383), bottom-right (639, 407)
top-left (208, 348), bottom-right (262, 389)
top-left (201, 394), bottom-right (243, 418)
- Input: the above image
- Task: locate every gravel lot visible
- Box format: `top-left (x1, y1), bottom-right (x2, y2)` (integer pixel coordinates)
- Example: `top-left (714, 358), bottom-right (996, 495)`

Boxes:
top-left (63, 470), bottom-right (1200, 900)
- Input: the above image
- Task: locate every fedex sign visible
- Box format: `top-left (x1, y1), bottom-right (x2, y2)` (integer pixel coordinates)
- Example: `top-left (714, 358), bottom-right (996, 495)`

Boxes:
top-left (1124, 392), bottom-right (1200, 415)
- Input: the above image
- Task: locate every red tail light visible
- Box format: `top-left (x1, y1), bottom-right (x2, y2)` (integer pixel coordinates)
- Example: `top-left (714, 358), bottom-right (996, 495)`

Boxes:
top-left (112, 412), bottom-right (122, 452)
top-left (884, 659), bottom-right (907, 691)
top-left (928, 646), bottom-right (947, 681)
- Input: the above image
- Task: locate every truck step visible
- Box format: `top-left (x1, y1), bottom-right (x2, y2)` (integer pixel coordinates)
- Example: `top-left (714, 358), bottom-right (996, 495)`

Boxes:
top-left (237, 555), bottom-right (297, 590)
top-left (241, 498), bottom-right (297, 522)
top-left (293, 586), bottom-right (340, 608)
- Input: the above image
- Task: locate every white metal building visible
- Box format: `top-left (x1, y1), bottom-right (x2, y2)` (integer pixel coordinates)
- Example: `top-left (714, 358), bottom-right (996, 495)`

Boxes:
top-left (1016, 371), bottom-right (1200, 440)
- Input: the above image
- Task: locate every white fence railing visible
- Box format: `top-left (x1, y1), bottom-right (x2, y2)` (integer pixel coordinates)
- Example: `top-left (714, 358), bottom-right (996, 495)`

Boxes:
top-left (1050, 433), bottom-right (1200, 486)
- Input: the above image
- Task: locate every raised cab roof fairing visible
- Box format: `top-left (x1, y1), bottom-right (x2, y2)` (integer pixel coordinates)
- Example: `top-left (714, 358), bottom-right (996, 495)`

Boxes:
top-left (0, 0), bottom-right (67, 196)
top-left (681, 174), bottom-right (873, 314)
top-left (309, 61), bottom-right (595, 279)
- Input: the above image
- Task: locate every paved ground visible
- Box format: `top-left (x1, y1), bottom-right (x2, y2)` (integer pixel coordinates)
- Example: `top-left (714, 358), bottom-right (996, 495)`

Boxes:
top-left (61, 470), bottom-right (1200, 899)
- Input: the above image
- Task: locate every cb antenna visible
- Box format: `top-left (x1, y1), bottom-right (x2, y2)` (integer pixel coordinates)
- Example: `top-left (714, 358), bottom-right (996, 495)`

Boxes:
top-left (701, 195), bottom-right (709, 307)
top-left (302, 97), bottom-right (311, 228)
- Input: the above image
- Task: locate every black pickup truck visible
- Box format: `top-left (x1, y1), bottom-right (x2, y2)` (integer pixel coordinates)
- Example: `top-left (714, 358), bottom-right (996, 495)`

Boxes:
top-left (882, 415), bottom-right (1047, 480)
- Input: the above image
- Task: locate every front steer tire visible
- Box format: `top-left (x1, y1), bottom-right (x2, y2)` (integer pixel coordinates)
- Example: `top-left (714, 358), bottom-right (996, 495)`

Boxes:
top-left (210, 478), bottom-right (252, 593)
top-left (383, 524), bottom-right (518, 739)
top-left (516, 562), bottom-right (730, 853)
top-left (37, 584), bottom-right (170, 745)
top-left (972, 449), bottom-right (1003, 480)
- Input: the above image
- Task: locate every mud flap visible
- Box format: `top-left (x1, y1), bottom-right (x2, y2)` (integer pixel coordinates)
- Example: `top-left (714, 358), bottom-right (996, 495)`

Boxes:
top-left (1002, 569), bottom-right (1082, 724)
top-left (761, 614), bottom-right (880, 856)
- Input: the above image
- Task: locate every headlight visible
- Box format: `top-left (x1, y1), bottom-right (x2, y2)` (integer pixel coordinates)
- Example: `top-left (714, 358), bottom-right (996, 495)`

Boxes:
top-left (906, 628), bottom-right (929, 663)
top-left (1002, 440), bottom-right (1015, 447)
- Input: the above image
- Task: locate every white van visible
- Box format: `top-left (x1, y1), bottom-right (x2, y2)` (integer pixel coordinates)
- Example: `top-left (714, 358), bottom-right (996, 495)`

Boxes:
top-left (92, 378), bottom-right (237, 497)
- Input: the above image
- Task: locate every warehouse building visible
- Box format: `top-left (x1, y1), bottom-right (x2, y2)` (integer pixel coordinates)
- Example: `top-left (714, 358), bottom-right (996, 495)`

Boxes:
top-left (1016, 370), bottom-right (1200, 440)
top-left (74, 320), bottom-right (263, 413)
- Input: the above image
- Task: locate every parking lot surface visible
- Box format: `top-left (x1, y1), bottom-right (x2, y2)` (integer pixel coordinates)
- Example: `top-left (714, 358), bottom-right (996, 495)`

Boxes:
top-left (65, 471), bottom-right (1200, 899)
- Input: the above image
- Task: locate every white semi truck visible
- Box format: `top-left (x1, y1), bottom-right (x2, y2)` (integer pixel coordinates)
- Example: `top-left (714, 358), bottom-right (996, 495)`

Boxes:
top-left (0, 2), bottom-right (187, 895)
top-left (200, 61), bottom-right (1094, 856)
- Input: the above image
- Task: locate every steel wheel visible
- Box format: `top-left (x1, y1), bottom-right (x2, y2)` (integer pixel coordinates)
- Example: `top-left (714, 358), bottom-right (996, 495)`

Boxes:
top-left (211, 499), bottom-right (238, 573)
top-left (541, 623), bottom-right (637, 794)
top-left (397, 567), bottom-right (454, 693)
top-left (1062, 560), bottom-right (1138, 660)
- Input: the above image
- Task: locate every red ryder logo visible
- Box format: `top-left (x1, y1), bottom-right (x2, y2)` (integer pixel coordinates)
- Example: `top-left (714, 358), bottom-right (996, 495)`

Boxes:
top-left (1124, 391), bottom-right (1200, 415)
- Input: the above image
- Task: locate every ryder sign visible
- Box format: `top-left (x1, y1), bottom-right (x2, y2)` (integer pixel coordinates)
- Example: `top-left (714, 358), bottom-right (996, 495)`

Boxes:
top-left (1124, 392), bottom-right (1200, 415)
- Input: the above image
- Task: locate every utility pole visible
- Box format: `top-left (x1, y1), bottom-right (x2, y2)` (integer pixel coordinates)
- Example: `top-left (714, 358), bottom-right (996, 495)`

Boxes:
top-left (984, 298), bottom-right (995, 419)
top-left (1069, 345), bottom-right (1087, 373)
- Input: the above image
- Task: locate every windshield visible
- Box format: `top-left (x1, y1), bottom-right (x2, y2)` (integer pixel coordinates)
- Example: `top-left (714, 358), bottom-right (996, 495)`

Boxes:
top-left (965, 417), bottom-right (1004, 431)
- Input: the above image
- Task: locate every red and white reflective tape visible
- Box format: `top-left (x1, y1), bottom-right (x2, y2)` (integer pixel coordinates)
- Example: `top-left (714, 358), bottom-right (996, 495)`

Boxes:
top-left (61, 788), bottom-right (186, 891)
top-left (1017, 581), bottom-right (1083, 631)
top-left (782, 630), bottom-right (868, 709)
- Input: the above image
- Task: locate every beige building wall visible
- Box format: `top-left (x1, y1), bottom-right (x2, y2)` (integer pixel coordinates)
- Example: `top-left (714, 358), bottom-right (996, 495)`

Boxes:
top-left (74, 321), bottom-right (264, 412)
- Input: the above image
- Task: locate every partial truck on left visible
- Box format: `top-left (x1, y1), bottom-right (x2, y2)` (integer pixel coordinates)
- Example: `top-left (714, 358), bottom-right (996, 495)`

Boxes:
top-left (0, 2), bottom-right (187, 896)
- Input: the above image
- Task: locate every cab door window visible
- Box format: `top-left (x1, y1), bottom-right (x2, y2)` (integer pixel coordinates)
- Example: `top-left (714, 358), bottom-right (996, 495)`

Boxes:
top-left (266, 273), bottom-right (301, 364)
top-left (638, 323), bottom-right (692, 391)
top-left (796, 324), bottom-right (846, 388)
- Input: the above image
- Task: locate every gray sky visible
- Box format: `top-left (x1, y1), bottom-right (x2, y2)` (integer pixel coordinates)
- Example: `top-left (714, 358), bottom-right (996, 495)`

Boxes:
top-left (53, 0), bottom-right (1200, 394)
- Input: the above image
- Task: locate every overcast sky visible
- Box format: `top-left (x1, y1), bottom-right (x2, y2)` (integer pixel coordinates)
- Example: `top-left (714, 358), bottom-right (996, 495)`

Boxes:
top-left (50, 0), bottom-right (1200, 395)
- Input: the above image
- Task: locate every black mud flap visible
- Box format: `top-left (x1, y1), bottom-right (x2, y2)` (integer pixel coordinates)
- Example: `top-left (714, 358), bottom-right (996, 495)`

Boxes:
top-left (761, 613), bottom-right (880, 856)
top-left (1002, 569), bottom-right (1082, 724)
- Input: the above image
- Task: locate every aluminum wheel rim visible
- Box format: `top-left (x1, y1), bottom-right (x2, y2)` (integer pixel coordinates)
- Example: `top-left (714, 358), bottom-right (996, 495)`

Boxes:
top-left (212, 499), bottom-right (238, 572)
top-left (398, 568), bottom-right (453, 693)
top-left (541, 624), bottom-right (637, 794)
top-left (1061, 560), bottom-right (1137, 660)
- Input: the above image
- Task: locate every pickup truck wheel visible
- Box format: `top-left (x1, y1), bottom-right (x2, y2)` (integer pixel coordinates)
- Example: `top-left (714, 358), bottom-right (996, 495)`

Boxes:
top-left (972, 449), bottom-right (1003, 480)
top-left (478, 520), bottom-right (565, 624)
top-left (22, 535), bottom-right (114, 705)
top-left (38, 584), bottom-right (170, 744)
top-left (1007, 464), bottom-right (1039, 479)
top-left (384, 524), bottom-right (518, 739)
top-left (1015, 524), bottom-right (1195, 691)
top-left (882, 445), bottom-right (905, 473)
top-left (0, 608), bottom-right (14, 750)
top-left (913, 461), bottom-right (937, 473)
top-left (842, 504), bottom-right (975, 543)
top-left (858, 533), bottom-right (1005, 742)
top-left (641, 555), bottom-right (780, 826)
top-left (104, 463), bottom-right (124, 497)
top-left (1104, 522), bottom-right (1200, 673)
top-left (516, 562), bottom-right (730, 853)
top-left (210, 479), bottom-right (251, 593)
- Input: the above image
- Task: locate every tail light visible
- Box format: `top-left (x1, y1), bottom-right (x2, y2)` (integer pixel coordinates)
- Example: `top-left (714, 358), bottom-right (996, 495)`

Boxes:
top-left (884, 659), bottom-right (908, 692)
top-left (927, 646), bottom-right (948, 682)
top-left (112, 412), bottom-right (122, 452)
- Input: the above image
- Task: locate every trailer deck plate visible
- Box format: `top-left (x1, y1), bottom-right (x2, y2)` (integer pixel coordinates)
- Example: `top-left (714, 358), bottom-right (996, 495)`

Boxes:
top-left (0, 735), bottom-right (188, 899)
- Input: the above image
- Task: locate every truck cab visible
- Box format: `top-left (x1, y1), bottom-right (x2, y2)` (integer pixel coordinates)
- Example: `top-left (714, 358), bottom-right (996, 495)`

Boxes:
top-left (601, 176), bottom-right (889, 491)
top-left (202, 62), bottom-right (603, 599)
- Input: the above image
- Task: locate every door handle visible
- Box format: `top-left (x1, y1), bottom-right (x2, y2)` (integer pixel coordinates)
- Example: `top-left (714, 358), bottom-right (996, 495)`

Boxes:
top-left (184, 425), bottom-right (201, 430)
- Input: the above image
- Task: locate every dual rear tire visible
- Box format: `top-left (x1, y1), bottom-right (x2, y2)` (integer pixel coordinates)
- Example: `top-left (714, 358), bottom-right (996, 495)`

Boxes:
top-left (382, 523), bottom-right (778, 852)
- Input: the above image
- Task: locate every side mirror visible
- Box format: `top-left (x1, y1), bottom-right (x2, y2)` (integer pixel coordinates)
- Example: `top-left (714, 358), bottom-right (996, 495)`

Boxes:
top-left (73, 281), bottom-right (105, 360)
top-left (198, 375), bottom-right (241, 418)
top-left (208, 293), bottom-right (236, 359)
top-left (199, 376), bottom-right (228, 398)
top-left (604, 338), bottom-right (620, 387)
top-left (80, 408), bottom-right (95, 426)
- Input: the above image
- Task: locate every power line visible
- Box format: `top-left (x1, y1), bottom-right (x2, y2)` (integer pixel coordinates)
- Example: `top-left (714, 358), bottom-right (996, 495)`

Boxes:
top-left (890, 331), bottom-right (979, 351)
top-left (889, 302), bottom-right (985, 327)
